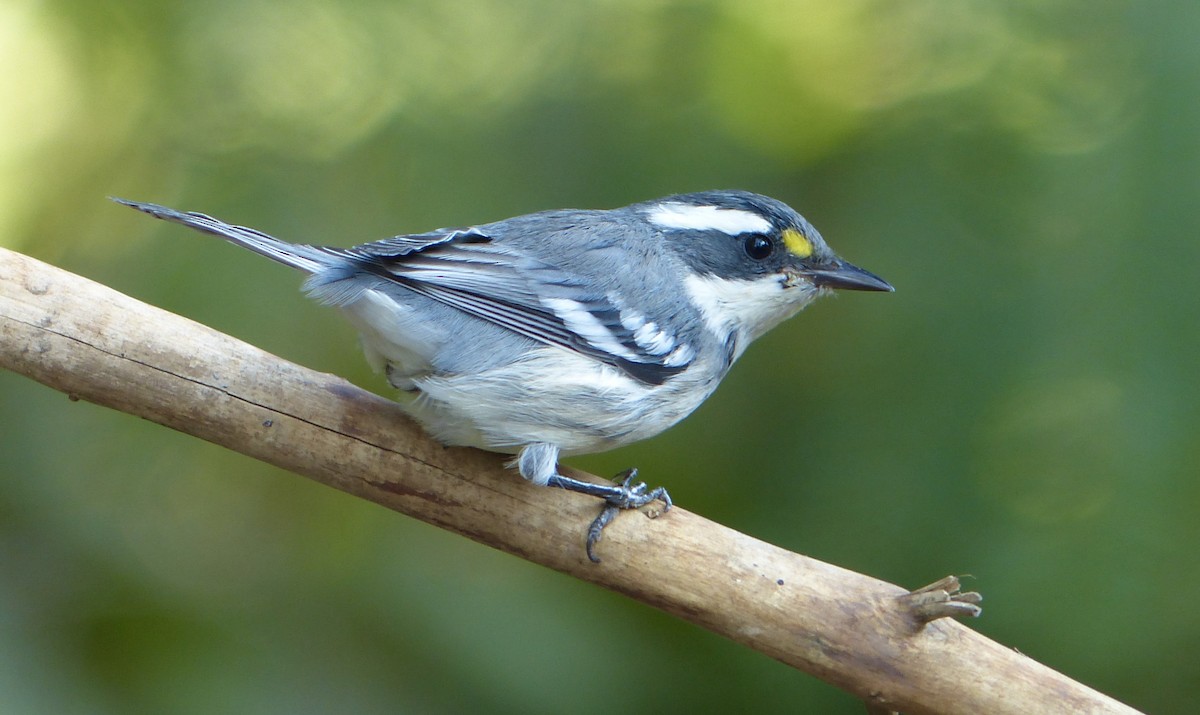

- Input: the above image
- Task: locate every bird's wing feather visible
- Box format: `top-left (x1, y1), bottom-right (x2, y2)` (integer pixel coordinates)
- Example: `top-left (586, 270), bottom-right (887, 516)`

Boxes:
top-left (341, 230), bottom-right (691, 385)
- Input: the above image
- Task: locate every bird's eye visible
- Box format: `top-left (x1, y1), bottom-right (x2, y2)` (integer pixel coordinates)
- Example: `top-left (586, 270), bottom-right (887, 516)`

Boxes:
top-left (743, 233), bottom-right (773, 260)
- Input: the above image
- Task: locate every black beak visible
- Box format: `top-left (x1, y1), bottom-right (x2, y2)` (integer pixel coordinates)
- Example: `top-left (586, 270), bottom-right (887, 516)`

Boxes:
top-left (805, 259), bottom-right (894, 292)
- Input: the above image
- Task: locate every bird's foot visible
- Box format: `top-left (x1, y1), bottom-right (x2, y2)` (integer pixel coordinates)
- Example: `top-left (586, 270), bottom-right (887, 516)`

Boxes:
top-left (546, 468), bottom-right (671, 563)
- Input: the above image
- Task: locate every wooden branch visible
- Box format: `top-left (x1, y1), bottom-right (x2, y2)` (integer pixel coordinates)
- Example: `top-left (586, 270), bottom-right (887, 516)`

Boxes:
top-left (0, 246), bottom-right (1139, 715)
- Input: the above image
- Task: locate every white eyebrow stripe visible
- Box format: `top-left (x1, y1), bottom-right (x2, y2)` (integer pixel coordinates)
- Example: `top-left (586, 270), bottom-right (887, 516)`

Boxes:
top-left (646, 203), bottom-right (772, 235)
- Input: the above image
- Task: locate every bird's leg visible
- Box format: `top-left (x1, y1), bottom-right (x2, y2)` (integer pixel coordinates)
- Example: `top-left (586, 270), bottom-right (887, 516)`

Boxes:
top-left (546, 468), bottom-right (672, 563)
top-left (515, 444), bottom-right (671, 563)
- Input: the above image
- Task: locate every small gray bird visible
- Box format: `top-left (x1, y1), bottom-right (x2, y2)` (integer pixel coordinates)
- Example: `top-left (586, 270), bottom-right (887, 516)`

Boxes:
top-left (114, 191), bottom-right (892, 561)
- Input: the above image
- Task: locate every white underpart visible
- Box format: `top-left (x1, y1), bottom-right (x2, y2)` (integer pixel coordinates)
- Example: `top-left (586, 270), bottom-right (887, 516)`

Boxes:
top-left (515, 443), bottom-right (560, 486)
top-left (407, 346), bottom-right (675, 456)
top-left (340, 288), bottom-right (442, 378)
top-left (646, 203), bottom-right (772, 235)
top-left (542, 297), bottom-right (643, 361)
top-left (684, 273), bottom-right (820, 360)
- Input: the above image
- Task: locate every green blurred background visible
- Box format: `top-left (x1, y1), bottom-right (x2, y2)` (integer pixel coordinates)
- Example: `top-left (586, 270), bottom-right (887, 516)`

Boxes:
top-left (1, 0), bottom-right (1196, 712)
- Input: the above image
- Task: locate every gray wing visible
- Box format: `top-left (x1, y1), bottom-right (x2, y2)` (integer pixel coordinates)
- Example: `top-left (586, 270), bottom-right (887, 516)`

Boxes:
top-left (341, 228), bottom-right (693, 386)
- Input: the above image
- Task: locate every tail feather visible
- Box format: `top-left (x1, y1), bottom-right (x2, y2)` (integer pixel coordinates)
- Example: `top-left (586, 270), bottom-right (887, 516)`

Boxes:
top-left (111, 197), bottom-right (333, 274)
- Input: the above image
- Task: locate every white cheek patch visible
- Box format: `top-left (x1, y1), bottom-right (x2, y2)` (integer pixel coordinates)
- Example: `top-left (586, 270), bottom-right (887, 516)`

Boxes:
top-left (647, 203), bottom-right (772, 235)
top-left (684, 273), bottom-right (821, 350)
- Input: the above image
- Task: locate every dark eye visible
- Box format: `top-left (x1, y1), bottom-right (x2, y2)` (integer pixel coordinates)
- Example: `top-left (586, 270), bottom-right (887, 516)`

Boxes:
top-left (743, 233), bottom-right (773, 260)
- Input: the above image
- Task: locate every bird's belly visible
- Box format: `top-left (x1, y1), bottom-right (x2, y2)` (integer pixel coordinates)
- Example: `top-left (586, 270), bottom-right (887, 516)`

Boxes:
top-left (396, 347), bottom-right (715, 456)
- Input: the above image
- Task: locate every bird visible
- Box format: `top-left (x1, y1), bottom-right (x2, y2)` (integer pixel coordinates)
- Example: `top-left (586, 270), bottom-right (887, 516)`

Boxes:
top-left (113, 190), bottom-right (893, 561)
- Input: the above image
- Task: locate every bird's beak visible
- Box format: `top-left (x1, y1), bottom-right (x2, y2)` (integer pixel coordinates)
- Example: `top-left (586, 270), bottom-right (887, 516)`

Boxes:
top-left (804, 259), bottom-right (894, 292)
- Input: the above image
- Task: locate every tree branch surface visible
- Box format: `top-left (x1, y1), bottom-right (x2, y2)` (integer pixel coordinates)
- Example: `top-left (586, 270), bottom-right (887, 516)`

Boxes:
top-left (0, 246), bottom-right (1139, 715)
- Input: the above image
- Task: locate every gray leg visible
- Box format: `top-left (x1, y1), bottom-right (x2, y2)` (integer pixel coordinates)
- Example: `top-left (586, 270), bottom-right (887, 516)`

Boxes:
top-left (515, 444), bottom-right (671, 562)
top-left (547, 469), bottom-right (672, 563)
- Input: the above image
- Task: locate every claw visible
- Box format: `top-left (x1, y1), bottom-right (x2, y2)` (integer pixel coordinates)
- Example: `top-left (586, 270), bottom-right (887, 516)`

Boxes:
top-left (585, 505), bottom-right (621, 563)
top-left (548, 468), bottom-right (671, 563)
top-left (585, 469), bottom-right (672, 562)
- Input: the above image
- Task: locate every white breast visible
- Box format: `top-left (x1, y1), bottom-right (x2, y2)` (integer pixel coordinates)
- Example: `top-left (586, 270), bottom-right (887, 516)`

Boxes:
top-left (402, 346), bottom-right (718, 456)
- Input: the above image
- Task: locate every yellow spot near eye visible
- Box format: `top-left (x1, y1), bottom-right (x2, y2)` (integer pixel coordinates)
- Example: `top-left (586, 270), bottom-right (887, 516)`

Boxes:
top-left (782, 228), bottom-right (813, 258)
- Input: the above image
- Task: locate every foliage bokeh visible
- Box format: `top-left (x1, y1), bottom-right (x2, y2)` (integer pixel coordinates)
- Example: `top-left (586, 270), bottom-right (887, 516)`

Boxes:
top-left (2, 1), bottom-right (1197, 712)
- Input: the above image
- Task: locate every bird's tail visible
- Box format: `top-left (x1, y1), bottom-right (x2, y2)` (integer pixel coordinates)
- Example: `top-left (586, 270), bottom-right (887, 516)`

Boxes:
top-left (112, 197), bottom-right (334, 274)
